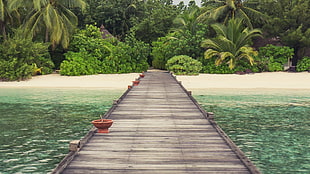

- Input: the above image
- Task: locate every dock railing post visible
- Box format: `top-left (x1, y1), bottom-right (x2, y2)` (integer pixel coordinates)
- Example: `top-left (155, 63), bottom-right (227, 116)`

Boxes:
top-left (207, 112), bottom-right (214, 120)
top-left (69, 140), bottom-right (80, 152)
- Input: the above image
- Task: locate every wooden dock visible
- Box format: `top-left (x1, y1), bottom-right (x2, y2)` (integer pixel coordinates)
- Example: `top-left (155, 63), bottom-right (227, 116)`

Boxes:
top-left (53, 71), bottom-right (261, 174)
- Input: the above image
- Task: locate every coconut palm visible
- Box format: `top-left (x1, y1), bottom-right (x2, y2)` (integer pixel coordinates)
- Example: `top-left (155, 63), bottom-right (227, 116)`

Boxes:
top-left (0, 0), bottom-right (20, 40)
top-left (9, 0), bottom-right (86, 49)
top-left (201, 0), bottom-right (266, 28)
top-left (173, 6), bottom-right (201, 35)
top-left (201, 18), bottom-right (262, 69)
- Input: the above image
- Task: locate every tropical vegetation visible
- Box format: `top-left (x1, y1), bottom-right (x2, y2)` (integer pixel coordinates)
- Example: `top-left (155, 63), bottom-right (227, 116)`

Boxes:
top-left (296, 57), bottom-right (310, 72)
top-left (166, 55), bottom-right (202, 75)
top-left (201, 18), bottom-right (262, 69)
top-left (0, 0), bottom-right (309, 80)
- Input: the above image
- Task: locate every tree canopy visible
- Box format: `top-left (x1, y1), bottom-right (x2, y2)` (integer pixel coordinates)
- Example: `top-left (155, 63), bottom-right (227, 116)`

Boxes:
top-left (1, 0), bottom-right (310, 81)
top-left (202, 18), bottom-right (262, 69)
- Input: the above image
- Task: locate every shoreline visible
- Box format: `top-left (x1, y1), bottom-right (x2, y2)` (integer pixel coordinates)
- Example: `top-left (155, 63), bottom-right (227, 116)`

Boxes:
top-left (0, 72), bottom-right (309, 90)
top-left (176, 72), bottom-right (310, 90)
top-left (0, 73), bottom-right (139, 90)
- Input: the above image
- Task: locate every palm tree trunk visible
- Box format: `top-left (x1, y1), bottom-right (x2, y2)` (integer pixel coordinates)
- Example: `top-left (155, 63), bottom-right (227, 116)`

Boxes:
top-left (0, 21), bottom-right (7, 40)
top-left (45, 28), bottom-right (49, 42)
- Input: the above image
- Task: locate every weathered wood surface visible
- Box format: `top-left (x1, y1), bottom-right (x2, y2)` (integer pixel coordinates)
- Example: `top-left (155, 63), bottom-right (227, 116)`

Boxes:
top-left (60, 71), bottom-right (260, 174)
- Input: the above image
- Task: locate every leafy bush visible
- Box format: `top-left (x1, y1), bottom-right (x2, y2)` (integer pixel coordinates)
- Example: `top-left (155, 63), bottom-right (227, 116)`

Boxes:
top-left (0, 59), bottom-right (33, 81)
top-left (69, 24), bottom-right (113, 60)
top-left (268, 62), bottom-right (283, 72)
top-left (199, 57), bottom-right (260, 74)
top-left (0, 35), bottom-right (54, 81)
top-left (257, 44), bottom-right (294, 71)
top-left (297, 57), bottom-right (310, 72)
top-left (199, 57), bottom-right (234, 74)
top-left (166, 55), bottom-right (202, 75)
top-left (151, 23), bottom-right (208, 69)
top-left (60, 50), bottom-right (103, 76)
top-left (60, 25), bottom-right (149, 75)
top-left (122, 33), bottom-right (150, 72)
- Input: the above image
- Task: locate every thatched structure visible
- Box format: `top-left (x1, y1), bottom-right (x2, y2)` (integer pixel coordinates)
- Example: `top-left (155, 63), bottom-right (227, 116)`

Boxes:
top-left (100, 25), bottom-right (113, 39)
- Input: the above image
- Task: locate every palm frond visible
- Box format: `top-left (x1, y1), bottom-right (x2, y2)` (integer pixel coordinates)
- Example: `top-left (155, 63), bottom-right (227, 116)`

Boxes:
top-left (60, 0), bottom-right (86, 9)
top-left (51, 10), bottom-right (63, 45)
top-left (216, 51), bottom-right (233, 66)
top-left (25, 11), bottom-right (43, 38)
top-left (203, 18), bottom-right (262, 70)
top-left (0, 0), bottom-right (4, 21)
top-left (33, 0), bottom-right (48, 10)
top-left (204, 49), bottom-right (219, 59)
top-left (237, 9), bottom-right (253, 29)
top-left (211, 22), bottom-right (226, 37)
top-left (227, 0), bottom-right (236, 10)
top-left (243, 6), bottom-right (268, 24)
top-left (43, 4), bottom-right (54, 29)
top-left (201, 39), bottom-right (222, 51)
top-left (211, 5), bottom-right (229, 21)
top-left (238, 46), bottom-right (257, 65)
top-left (227, 58), bottom-right (235, 69)
top-left (58, 4), bottom-right (78, 26)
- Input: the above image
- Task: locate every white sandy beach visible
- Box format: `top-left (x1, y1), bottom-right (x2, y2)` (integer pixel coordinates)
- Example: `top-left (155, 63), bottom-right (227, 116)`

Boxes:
top-left (0, 73), bottom-right (140, 90)
top-left (176, 72), bottom-right (310, 90)
top-left (0, 72), bottom-right (309, 90)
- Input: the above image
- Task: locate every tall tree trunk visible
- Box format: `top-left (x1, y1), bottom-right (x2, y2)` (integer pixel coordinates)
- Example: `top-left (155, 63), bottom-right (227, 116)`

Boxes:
top-left (0, 21), bottom-right (7, 40)
top-left (45, 28), bottom-right (49, 42)
top-left (292, 46), bottom-right (300, 66)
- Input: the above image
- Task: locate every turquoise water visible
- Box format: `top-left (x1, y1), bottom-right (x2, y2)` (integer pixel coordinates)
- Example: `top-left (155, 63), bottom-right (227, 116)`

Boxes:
top-left (1, 88), bottom-right (309, 173)
top-left (194, 89), bottom-right (310, 174)
top-left (0, 88), bottom-right (122, 173)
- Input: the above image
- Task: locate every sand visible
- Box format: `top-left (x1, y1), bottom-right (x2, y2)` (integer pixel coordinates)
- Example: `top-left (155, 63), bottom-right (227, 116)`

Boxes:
top-left (0, 73), bottom-right (139, 90)
top-left (0, 72), bottom-right (309, 90)
top-left (176, 72), bottom-right (310, 90)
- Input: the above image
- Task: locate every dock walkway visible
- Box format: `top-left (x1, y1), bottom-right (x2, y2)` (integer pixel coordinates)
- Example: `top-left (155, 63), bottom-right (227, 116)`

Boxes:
top-left (54, 71), bottom-right (260, 174)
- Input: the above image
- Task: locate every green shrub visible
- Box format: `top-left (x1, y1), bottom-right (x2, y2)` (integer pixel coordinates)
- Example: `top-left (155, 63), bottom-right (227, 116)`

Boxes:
top-left (60, 50), bottom-right (103, 76)
top-left (0, 59), bottom-right (33, 81)
top-left (268, 62), bottom-right (283, 72)
top-left (151, 36), bottom-right (177, 69)
top-left (151, 23), bottom-right (208, 69)
top-left (257, 44), bottom-right (294, 71)
top-left (61, 26), bottom-right (149, 75)
top-left (0, 35), bottom-right (54, 81)
top-left (199, 57), bottom-right (260, 74)
top-left (297, 57), bottom-right (310, 72)
top-left (123, 33), bottom-right (150, 72)
top-left (200, 58), bottom-right (234, 74)
top-left (166, 55), bottom-right (202, 75)
top-left (69, 24), bottom-right (113, 60)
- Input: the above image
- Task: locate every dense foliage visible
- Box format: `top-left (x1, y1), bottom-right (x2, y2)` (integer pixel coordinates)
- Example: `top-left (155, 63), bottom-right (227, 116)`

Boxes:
top-left (296, 57), bottom-right (310, 72)
top-left (202, 18), bottom-right (262, 69)
top-left (151, 24), bottom-right (208, 70)
top-left (166, 55), bottom-right (202, 75)
top-left (249, 0), bottom-right (310, 64)
top-left (1, 0), bottom-right (310, 79)
top-left (256, 45), bottom-right (294, 72)
top-left (60, 25), bottom-right (149, 76)
top-left (151, 6), bottom-right (210, 70)
top-left (130, 0), bottom-right (180, 44)
top-left (0, 34), bottom-right (54, 81)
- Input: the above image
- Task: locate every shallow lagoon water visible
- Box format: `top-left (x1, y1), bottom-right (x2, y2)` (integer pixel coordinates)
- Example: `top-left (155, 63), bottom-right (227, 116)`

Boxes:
top-left (0, 88), bottom-right (123, 173)
top-left (194, 89), bottom-right (310, 174)
top-left (0, 88), bottom-right (309, 173)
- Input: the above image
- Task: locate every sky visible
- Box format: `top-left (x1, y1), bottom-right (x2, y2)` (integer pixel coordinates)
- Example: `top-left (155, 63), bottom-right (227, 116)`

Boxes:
top-left (173, 0), bottom-right (201, 6)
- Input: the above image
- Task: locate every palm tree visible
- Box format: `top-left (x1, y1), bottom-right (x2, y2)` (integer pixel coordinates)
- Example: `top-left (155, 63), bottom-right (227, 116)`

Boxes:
top-left (9, 0), bottom-right (86, 49)
top-left (0, 0), bottom-right (20, 40)
top-left (201, 0), bottom-right (266, 28)
top-left (173, 5), bottom-right (201, 36)
top-left (201, 18), bottom-right (262, 69)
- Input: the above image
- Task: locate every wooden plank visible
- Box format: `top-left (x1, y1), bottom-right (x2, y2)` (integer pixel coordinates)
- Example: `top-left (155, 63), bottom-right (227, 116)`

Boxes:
top-left (54, 71), bottom-right (260, 174)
